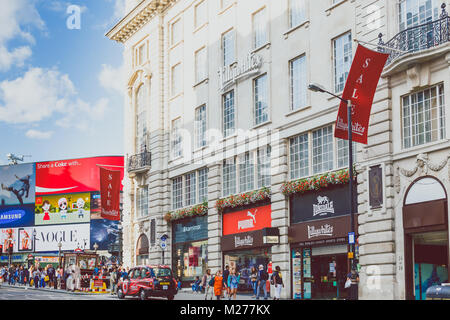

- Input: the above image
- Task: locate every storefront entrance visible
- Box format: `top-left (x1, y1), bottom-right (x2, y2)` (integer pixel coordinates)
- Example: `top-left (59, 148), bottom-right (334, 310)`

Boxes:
top-left (224, 248), bottom-right (271, 291)
top-left (403, 176), bottom-right (449, 300)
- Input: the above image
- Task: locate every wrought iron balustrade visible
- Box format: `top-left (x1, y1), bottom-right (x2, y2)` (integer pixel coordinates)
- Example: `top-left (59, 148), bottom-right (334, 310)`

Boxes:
top-left (378, 3), bottom-right (449, 65)
top-left (127, 151), bottom-right (151, 173)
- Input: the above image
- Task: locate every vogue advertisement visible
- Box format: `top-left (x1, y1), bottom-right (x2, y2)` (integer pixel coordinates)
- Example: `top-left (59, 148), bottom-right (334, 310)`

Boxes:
top-left (33, 223), bottom-right (90, 252)
top-left (0, 163), bottom-right (35, 206)
top-left (35, 156), bottom-right (124, 196)
top-left (35, 193), bottom-right (91, 225)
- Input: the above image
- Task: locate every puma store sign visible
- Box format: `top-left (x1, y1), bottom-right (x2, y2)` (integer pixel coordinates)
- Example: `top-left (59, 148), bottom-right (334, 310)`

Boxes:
top-left (223, 204), bottom-right (271, 236)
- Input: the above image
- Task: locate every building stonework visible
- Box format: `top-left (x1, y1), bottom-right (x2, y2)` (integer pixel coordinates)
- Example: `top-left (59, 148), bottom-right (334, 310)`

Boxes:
top-left (109, 0), bottom-right (450, 300)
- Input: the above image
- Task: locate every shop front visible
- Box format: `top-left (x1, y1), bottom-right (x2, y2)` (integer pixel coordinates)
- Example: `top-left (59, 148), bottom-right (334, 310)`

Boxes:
top-left (288, 183), bottom-right (357, 300)
top-left (221, 203), bottom-right (279, 291)
top-left (172, 215), bottom-right (208, 287)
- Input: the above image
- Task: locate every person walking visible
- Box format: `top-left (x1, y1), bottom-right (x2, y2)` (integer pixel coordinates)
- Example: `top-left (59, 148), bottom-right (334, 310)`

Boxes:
top-left (256, 264), bottom-right (268, 300)
top-left (202, 269), bottom-right (213, 300)
top-left (223, 265), bottom-right (230, 299)
top-left (271, 266), bottom-right (284, 300)
top-left (227, 268), bottom-right (240, 300)
top-left (47, 264), bottom-right (55, 289)
top-left (110, 267), bottom-right (117, 295)
top-left (346, 268), bottom-right (359, 300)
top-left (250, 267), bottom-right (258, 298)
top-left (33, 268), bottom-right (39, 288)
top-left (213, 270), bottom-right (224, 300)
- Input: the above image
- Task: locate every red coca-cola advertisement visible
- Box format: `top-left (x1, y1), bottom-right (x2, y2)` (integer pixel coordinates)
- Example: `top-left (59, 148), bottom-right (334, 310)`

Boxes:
top-left (100, 167), bottom-right (121, 221)
top-left (35, 156), bottom-right (124, 195)
top-left (334, 44), bottom-right (389, 144)
top-left (222, 204), bottom-right (272, 236)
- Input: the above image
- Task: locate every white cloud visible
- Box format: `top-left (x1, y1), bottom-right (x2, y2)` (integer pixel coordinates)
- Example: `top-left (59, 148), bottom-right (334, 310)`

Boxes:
top-left (25, 129), bottom-right (54, 140)
top-left (0, 67), bottom-right (110, 131)
top-left (98, 64), bottom-right (125, 95)
top-left (0, 0), bottom-right (44, 71)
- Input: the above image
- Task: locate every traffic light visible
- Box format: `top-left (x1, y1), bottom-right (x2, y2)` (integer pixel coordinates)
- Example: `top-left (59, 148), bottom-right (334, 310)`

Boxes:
top-left (8, 243), bottom-right (13, 255)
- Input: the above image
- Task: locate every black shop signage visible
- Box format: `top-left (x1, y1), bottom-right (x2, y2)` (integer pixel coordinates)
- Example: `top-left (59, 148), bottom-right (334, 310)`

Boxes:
top-left (290, 183), bottom-right (357, 224)
top-left (173, 215), bottom-right (208, 244)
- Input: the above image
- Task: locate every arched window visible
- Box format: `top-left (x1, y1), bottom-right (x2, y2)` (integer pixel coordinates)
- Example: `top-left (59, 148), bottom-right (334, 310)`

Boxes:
top-left (136, 233), bottom-right (149, 265)
top-left (404, 177), bottom-right (446, 205)
top-left (136, 84), bottom-right (147, 153)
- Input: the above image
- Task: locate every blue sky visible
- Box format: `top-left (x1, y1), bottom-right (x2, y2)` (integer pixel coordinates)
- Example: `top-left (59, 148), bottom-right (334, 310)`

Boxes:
top-left (0, 0), bottom-right (126, 165)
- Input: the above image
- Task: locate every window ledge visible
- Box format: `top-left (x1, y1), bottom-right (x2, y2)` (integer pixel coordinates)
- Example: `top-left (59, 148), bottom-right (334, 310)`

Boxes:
top-left (169, 92), bottom-right (184, 102)
top-left (193, 78), bottom-right (209, 88)
top-left (252, 120), bottom-right (272, 130)
top-left (218, 3), bottom-right (235, 15)
top-left (325, 0), bottom-right (350, 16)
top-left (221, 132), bottom-right (238, 143)
top-left (285, 105), bottom-right (312, 117)
top-left (252, 42), bottom-right (271, 54)
top-left (393, 139), bottom-right (450, 161)
top-left (170, 40), bottom-right (184, 51)
top-left (193, 145), bottom-right (208, 153)
top-left (283, 20), bottom-right (310, 39)
top-left (193, 22), bottom-right (208, 34)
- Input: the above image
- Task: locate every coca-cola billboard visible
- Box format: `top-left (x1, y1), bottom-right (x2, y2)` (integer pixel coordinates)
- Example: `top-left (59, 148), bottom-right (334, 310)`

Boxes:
top-left (35, 156), bottom-right (124, 196)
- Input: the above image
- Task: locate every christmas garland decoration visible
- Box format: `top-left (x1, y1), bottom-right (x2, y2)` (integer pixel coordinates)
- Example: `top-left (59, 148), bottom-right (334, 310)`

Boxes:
top-left (164, 201), bottom-right (208, 222)
top-left (215, 187), bottom-right (271, 213)
top-left (280, 168), bottom-right (355, 197)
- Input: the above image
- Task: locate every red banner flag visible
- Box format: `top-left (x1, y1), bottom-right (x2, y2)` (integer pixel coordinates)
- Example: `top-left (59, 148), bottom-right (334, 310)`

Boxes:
top-left (334, 44), bottom-right (389, 144)
top-left (100, 167), bottom-right (121, 221)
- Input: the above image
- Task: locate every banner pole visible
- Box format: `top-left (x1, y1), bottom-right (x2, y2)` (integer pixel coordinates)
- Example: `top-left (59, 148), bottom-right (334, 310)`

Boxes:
top-left (347, 100), bottom-right (355, 272)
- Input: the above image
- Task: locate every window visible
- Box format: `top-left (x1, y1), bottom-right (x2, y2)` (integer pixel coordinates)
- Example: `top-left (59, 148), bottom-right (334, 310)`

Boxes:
top-left (171, 63), bottom-right (182, 96)
top-left (222, 29), bottom-right (235, 66)
top-left (402, 84), bottom-right (445, 149)
top-left (195, 47), bottom-right (207, 83)
top-left (223, 90), bottom-right (235, 137)
top-left (333, 32), bottom-right (352, 93)
top-left (257, 146), bottom-right (271, 188)
top-left (337, 139), bottom-right (357, 169)
top-left (253, 8), bottom-right (268, 49)
top-left (171, 19), bottom-right (182, 45)
top-left (312, 126), bottom-right (334, 174)
top-left (195, 0), bottom-right (207, 28)
top-left (290, 133), bottom-right (309, 179)
top-left (223, 158), bottom-right (237, 196)
top-left (172, 169), bottom-right (208, 209)
top-left (185, 172), bottom-right (197, 207)
top-left (172, 177), bottom-right (183, 210)
top-left (171, 118), bottom-right (182, 159)
top-left (138, 43), bottom-right (146, 65)
top-left (289, 0), bottom-right (306, 28)
top-left (195, 105), bottom-right (207, 148)
top-left (290, 55), bottom-right (307, 111)
top-left (136, 85), bottom-right (147, 153)
top-left (137, 187), bottom-right (149, 217)
top-left (198, 168), bottom-right (208, 202)
top-left (239, 153), bottom-right (255, 193)
top-left (399, 0), bottom-right (440, 31)
top-left (254, 74), bottom-right (269, 125)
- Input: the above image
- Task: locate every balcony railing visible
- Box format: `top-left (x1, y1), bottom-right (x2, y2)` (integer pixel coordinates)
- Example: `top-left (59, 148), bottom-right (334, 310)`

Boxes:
top-left (127, 151), bottom-right (151, 173)
top-left (378, 3), bottom-right (449, 65)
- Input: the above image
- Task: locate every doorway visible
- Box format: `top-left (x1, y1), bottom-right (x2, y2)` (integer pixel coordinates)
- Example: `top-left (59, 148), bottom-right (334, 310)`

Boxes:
top-left (310, 254), bottom-right (348, 300)
top-left (413, 231), bottom-right (449, 300)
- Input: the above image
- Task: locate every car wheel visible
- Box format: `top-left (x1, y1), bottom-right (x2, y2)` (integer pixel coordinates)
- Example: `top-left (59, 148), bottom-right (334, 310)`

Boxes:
top-left (117, 288), bottom-right (125, 300)
top-left (139, 289), bottom-right (147, 301)
top-left (167, 295), bottom-right (174, 301)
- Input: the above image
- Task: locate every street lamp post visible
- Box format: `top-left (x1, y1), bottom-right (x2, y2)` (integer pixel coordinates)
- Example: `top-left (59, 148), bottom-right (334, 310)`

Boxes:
top-left (308, 83), bottom-right (356, 271)
top-left (58, 242), bottom-right (62, 268)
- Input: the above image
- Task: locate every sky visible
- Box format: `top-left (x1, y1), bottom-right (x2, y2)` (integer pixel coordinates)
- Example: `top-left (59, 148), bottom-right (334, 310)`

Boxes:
top-left (0, 0), bottom-right (127, 165)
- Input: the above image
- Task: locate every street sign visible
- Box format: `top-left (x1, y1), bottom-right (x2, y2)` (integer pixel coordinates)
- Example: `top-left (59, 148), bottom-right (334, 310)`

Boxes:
top-left (160, 240), bottom-right (167, 250)
top-left (348, 232), bottom-right (355, 244)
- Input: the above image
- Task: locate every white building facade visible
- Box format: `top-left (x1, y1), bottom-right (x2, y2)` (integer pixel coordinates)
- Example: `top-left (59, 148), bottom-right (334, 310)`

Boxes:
top-left (107, 0), bottom-right (450, 300)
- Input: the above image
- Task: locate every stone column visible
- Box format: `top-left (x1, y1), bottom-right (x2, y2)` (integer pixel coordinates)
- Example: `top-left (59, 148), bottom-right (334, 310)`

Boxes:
top-left (207, 163), bottom-right (223, 273)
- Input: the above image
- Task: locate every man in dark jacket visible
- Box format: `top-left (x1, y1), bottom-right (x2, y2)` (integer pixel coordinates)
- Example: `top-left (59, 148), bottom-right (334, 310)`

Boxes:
top-left (223, 265), bottom-right (230, 298)
top-left (256, 264), bottom-right (268, 300)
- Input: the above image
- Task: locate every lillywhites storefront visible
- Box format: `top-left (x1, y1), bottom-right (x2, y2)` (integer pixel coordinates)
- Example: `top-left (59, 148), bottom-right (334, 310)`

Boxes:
top-left (172, 216), bottom-right (208, 286)
top-left (221, 203), bottom-right (279, 291)
top-left (288, 183), bottom-right (357, 300)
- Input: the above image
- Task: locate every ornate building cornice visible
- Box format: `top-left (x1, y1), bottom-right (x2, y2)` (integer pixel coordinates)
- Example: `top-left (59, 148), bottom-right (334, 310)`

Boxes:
top-left (106, 0), bottom-right (176, 43)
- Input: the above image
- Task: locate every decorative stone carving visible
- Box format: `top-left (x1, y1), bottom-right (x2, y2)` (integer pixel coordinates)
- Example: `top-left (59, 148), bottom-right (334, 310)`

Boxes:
top-left (138, 221), bottom-right (144, 234)
top-left (394, 166), bottom-right (401, 194)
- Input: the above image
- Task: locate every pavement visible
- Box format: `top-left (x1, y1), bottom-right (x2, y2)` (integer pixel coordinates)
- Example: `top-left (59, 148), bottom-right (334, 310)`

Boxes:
top-left (0, 283), bottom-right (268, 300)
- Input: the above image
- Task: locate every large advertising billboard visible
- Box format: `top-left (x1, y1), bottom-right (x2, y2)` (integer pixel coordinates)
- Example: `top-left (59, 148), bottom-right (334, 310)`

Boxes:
top-left (0, 204), bottom-right (34, 228)
top-left (35, 193), bottom-right (91, 226)
top-left (35, 156), bottom-right (124, 196)
top-left (90, 219), bottom-right (119, 251)
top-left (0, 163), bottom-right (35, 206)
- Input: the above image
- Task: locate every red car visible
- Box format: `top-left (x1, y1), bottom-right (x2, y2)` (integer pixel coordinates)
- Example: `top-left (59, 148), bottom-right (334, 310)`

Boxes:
top-left (117, 265), bottom-right (178, 300)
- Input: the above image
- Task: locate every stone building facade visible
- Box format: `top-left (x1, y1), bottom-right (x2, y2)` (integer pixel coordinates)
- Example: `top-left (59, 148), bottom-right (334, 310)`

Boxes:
top-left (107, 0), bottom-right (450, 299)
